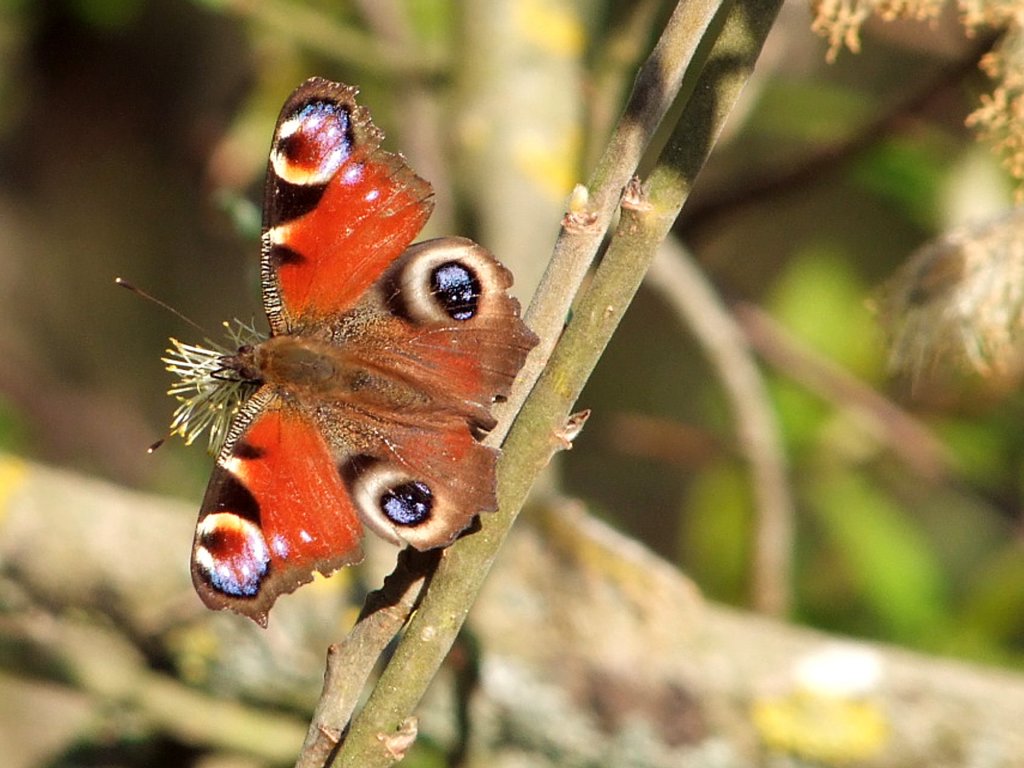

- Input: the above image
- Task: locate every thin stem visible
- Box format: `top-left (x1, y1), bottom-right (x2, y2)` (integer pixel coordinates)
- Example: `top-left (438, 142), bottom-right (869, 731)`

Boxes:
top-left (737, 304), bottom-right (953, 480)
top-left (646, 241), bottom-right (793, 616)
top-left (500, 0), bottom-right (733, 429)
top-left (328, 0), bottom-right (784, 763)
top-left (585, 0), bottom-right (669, 168)
top-left (680, 30), bottom-right (1003, 241)
top-left (203, 0), bottom-right (448, 78)
top-left (295, 551), bottom-right (440, 767)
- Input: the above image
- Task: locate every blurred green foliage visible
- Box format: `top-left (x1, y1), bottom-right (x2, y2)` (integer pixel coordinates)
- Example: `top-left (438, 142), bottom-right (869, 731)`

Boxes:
top-left (1, 0), bottom-right (1023, 764)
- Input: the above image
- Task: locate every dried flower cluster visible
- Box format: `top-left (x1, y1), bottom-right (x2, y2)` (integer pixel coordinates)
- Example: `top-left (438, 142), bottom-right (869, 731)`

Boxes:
top-left (810, 0), bottom-right (945, 61)
top-left (966, 29), bottom-right (1024, 195)
top-left (812, 0), bottom-right (1024, 195)
top-left (879, 208), bottom-right (1024, 384)
top-left (163, 318), bottom-right (264, 454)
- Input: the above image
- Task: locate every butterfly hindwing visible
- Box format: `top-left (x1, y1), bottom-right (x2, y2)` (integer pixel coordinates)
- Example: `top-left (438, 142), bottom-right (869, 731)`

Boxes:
top-left (347, 237), bottom-right (539, 430)
top-left (192, 391), bottom-right (363, 626)
top-left (317, 403), bottom-right (501, 551)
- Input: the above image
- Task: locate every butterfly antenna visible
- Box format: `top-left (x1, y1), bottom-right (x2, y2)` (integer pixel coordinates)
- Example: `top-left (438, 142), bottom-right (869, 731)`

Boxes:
top-left (115, 277), bottom-right (208, 336)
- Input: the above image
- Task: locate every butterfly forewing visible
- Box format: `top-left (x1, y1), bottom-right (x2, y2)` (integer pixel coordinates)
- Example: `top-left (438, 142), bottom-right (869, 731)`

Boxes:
top-left (260, 78), bottom-right (433, 332)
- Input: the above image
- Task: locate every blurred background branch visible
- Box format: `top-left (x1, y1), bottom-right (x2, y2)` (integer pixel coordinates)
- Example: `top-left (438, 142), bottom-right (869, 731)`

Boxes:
top-left (5, 456), bottom-right (1024, 766)
top-left (647, 240), bottom-right (794, 617)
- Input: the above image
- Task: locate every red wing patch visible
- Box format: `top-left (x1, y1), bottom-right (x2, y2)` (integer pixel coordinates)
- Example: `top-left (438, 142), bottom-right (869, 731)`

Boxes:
top-left (261, 79), bottom-right (433, 331)
top-left (192, 397), bottom-right (363, 625)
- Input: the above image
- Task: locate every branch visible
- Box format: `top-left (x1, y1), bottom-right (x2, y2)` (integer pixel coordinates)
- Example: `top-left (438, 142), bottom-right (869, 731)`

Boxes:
top-left (328, 0), bottom-right (786, 762)
top-left (295, 550), bottom-right (439, 767)
top-left (645, 239), bottom-right (794, 616)
top-left (295, 0), bottom-right (743, 761)
top-left (503, 0), bottom-right (737, 423)
top-left (584, 0), bottom-right (667, 168)
top-left (736, 304), bottom-right (953, 480)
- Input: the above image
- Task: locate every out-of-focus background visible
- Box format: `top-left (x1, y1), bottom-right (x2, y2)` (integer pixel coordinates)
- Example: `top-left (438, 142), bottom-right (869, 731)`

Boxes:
top-left (3, 0), bottom-right (1024, 765)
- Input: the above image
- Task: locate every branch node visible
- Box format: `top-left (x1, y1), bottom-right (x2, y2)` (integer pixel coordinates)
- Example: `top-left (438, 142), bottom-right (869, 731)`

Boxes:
top-left (620, 175), bottom-right (651, 212)
top-left (554, 409), bottom-right (592, 450)
top-left (562, 183), bottom-right (600, 231)
top-left (377, 717), bottom-right (419, 760)
top-left (317, 724), bottom-right (343, 745)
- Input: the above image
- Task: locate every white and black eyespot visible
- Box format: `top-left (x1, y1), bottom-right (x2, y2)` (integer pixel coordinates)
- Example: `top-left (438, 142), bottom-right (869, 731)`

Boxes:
top-left (194, 513), bottom-right (271, 598)
top-left (345, 460), bottom-right (435, 544)
top-left (430, 262), bottom-right (481, 320)
top-left (270, 100), bottom-right (353, 186)
top-left (389, 237), bottom-right (508, 324)
top-left (381, 481), bottom-right (434, 525)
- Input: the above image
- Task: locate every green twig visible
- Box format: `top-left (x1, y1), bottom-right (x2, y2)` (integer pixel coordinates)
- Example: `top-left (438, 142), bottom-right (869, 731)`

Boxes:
top-left (585, 0), bottom-right (668, 168)
top-left (295, 551), bottom-right (440, 767)
top-left (327, 0), bottom-right (784, 763)
top-left (504, 0), bottom-right (731, 423)
top-left (294, 3), bottom-right (732, 762)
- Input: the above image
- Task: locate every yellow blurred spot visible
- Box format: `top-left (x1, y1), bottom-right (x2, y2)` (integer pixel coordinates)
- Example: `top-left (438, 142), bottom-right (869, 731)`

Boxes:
top-left (309, 567), bottom-right (353, 593)
top-left (340, 603), bottom-right (362, 630)
top-left (517, 0), bottom-right (585, 57)
top-left (0, 455), bottom-right (27, 524)
top-left (166, 624), bottom-right (221, 686)
top-left (752, 691), bottom-right (888, 763)
top-left (516, 127), bottom-right (581, 200)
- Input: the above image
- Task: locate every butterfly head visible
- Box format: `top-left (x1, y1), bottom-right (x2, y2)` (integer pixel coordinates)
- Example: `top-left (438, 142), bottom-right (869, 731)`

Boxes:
top-left (163, 318), bottom-right (266, 455)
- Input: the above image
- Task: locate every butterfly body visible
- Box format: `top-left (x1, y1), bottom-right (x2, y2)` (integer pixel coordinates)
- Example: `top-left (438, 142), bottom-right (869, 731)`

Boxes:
top-left (173, 78), bottom-right (537, 625)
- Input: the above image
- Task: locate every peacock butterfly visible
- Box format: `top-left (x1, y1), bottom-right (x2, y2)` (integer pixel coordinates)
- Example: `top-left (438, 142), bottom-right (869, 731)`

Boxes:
top-left (164, 78), bottom-right (538, 625)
